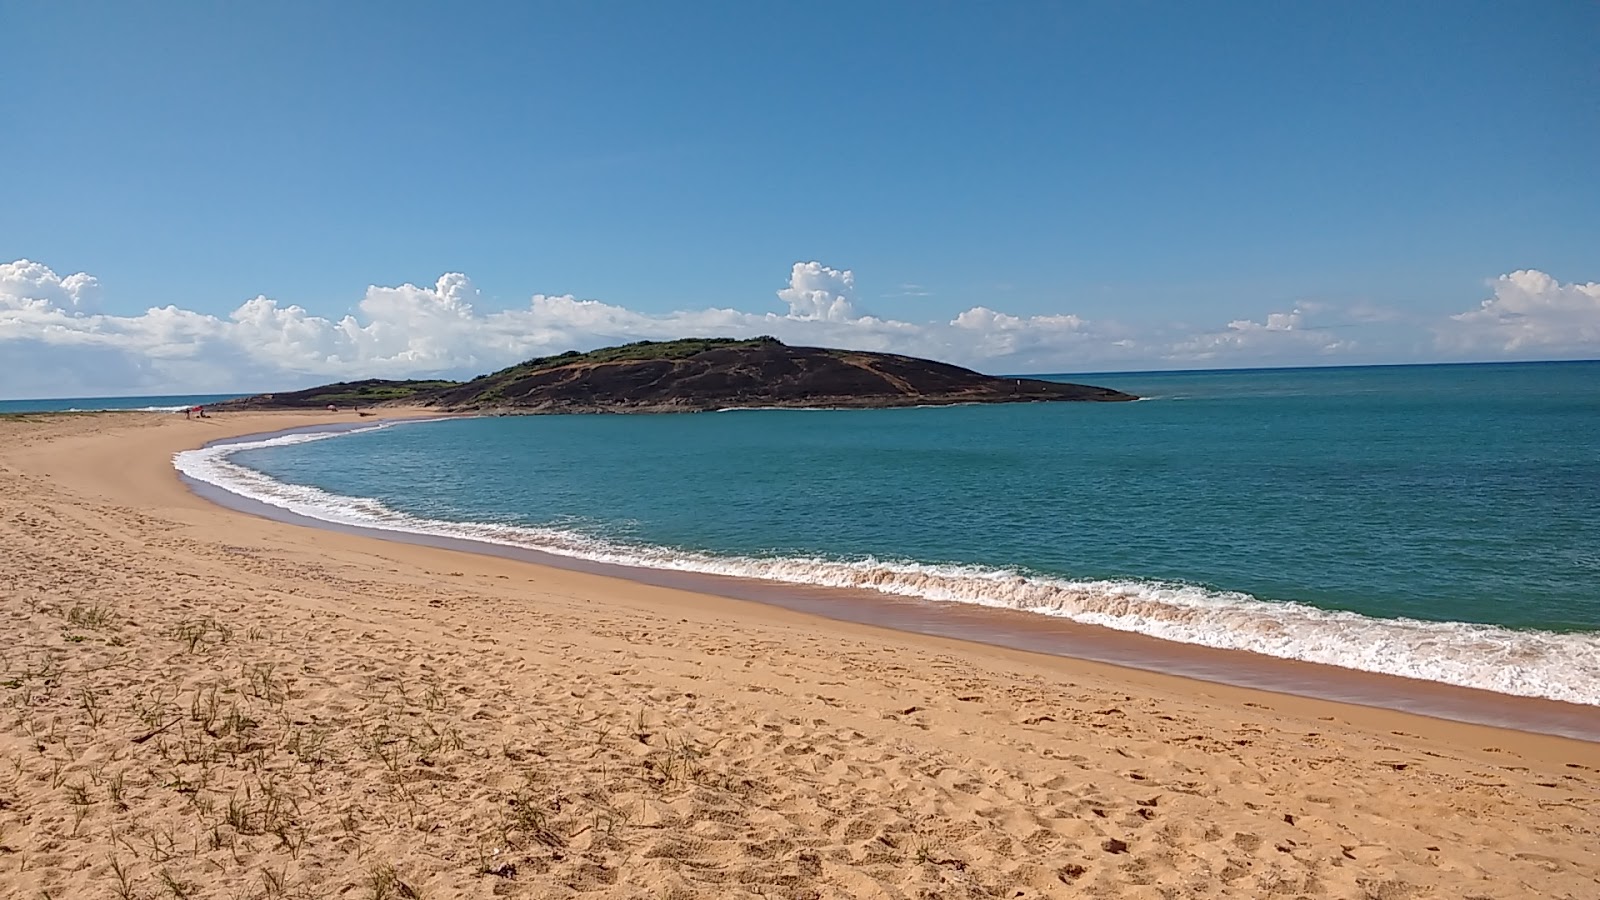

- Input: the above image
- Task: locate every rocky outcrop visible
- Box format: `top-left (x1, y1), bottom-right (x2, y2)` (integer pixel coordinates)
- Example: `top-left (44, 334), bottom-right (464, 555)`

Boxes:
top-left (216, 338), bottom-right (1137, 413)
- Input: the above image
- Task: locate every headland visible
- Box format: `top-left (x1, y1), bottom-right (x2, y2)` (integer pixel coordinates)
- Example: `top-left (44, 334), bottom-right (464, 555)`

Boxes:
top-left (212, 337), bottom-right (1138, 413)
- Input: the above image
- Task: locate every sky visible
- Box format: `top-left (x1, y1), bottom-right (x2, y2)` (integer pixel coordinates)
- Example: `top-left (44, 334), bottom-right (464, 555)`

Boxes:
top-left (2, 1), bottom-right (1597, 398)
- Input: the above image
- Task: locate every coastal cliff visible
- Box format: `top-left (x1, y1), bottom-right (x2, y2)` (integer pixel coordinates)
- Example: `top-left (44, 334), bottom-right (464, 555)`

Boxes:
top-left (215, 337), bottom-right (1137, 412)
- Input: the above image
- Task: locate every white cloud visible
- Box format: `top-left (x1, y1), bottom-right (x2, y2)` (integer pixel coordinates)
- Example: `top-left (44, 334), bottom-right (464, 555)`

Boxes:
top-left (0, 258), bottom-right (965, 395)
top-left (2, 257), bottom-right (1590, 398)
top-left (1438, 269), bottom-right (1600, 354)
top-left (0, 259), bottom-right (100, 312)
top-left (884, 283), bottom-right (930, 298)
top-left (1226, 310), bottom-right (1304, 333)
top-left (1165, 305), bottom-right (1354, 361)
top-left (949, 307), bottom-right (1095, 360)
top-left (775, 261), bottom-right (859, 321)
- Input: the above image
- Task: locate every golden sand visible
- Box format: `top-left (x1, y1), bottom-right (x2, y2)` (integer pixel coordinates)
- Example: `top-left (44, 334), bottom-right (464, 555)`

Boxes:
top-left (0, 410), bottom-right (1595, 899)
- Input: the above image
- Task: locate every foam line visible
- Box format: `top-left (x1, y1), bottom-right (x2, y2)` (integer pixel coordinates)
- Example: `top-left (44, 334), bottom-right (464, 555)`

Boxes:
top-left (175, 425), bottom-right (1600, 706)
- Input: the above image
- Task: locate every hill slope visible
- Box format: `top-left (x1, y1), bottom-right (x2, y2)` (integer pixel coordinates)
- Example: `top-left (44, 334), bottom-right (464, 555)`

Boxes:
top-left (211, 379), bottom-right (460, 410)
top-left (218, 338), bottom-right (1137, 412)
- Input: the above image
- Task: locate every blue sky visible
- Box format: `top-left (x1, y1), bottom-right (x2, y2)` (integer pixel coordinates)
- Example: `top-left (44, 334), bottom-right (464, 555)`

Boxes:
top-left (2, 1), bottom-right (1597, 396)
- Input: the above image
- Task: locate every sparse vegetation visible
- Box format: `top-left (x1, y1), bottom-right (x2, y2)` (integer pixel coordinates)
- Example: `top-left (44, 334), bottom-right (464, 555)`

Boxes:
top-left (211, 339), bottom-right (780, 412)
top-left (215, 379), bottom-right (461, 411)
top-left (487, 336), bottom-right (781, 379)
top-left (67, 602), bottom-right (116, 630)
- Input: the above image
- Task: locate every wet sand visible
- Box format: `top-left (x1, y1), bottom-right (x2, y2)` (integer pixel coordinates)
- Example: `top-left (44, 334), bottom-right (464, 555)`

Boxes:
top-left (1, 409), bottom-right (1596, 899)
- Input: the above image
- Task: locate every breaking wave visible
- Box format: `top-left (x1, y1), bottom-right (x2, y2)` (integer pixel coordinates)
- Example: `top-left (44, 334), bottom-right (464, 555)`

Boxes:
top-left (68, 404), bottom-right (195, 413)
top-left (174, 423), bottom-right (1600, 707)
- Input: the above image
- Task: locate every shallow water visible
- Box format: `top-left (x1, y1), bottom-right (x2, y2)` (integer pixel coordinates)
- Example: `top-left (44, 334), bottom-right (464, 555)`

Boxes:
top-left (180, 361), bottom-right (1600, 705)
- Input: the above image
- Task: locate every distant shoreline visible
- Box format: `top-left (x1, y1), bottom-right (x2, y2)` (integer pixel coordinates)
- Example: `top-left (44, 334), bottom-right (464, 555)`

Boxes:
top-left (7, 357), bottom-right (1596, 411)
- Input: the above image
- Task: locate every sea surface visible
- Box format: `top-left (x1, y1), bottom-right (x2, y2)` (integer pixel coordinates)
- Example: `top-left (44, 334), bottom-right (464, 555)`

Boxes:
top-left (174, 362), bottom-right (1600, 706)
top-left (0, 393), bottom-right (242, 413)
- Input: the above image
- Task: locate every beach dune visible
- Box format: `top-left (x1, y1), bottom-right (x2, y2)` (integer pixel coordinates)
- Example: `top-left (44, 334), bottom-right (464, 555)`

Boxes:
top-left (0, 411), bottom-right (1595, 899)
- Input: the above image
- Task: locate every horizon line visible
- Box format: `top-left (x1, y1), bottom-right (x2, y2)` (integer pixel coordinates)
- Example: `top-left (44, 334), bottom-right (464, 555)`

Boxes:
top-left (3, 356), bottom-right (1597, 404)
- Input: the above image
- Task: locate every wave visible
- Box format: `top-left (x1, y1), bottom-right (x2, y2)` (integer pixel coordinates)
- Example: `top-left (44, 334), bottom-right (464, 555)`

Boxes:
top-left (18, 401), bottom-right (224, 413)
top-left (174, 424), bottom-right (1600, 707)
top-left (715, 406), bottom-right (843, 412)
top-left (55, 404), bottom-right (196, 413)
top-left (714, 403), bottom-right (983, 413)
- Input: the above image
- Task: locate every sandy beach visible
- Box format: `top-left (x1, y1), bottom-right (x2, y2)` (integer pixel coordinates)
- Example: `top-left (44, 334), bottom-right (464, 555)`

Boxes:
top-left (1, 411), bottom-right (1595, 899)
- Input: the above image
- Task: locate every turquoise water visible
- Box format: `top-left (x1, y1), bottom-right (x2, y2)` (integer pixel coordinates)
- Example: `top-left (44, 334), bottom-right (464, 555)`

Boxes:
top-left (0, 393), bottom-right (241, 413)
top-left (179, 361), bottom-right (1600, 704)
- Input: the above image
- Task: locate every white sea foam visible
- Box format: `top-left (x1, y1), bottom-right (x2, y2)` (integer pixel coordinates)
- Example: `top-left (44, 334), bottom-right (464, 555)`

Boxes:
top-left (62, 404), bottom-right (194, 413)
top-left (715, 406), bottom-right (841, 412)
top-left (175, 425), bottom-right (1600, 707)
top-left (715, 402), bottom-right (985, 413)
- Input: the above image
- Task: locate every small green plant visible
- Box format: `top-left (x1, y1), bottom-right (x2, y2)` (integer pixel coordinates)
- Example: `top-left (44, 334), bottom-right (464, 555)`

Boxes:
top-left (421, 677), bottom-right (446, 712)
top-left (79, 687), bottom-right (105, 729)
top-left (502, 781), bottom-right (565, 850)
top-left (62, 779), bottom-right (94, 833)
top-left (172, 618), bottom-right (232, 653)
top-left (107, 770), bottom-right (128, 810)
top-left (246, 663), bottom-right (284, 704)
top-left (140, 827), bottom-right (178, 863)
top-left (365, 864), bottom-right (421, 900)
top-left (260, 867), bottom-right (290, 900)
top-left (189, 686), bottom-right (221, 735)
top-left (108, 856), bottom-right (139, 900)
top-left (158, 868), bottom-right (192, 900)
top-left (172, 620), bottom-right (208, 653)
top-left (224, 795), bottom-right (255, 835)
top-left (66, 603), bottom-right (115, 630)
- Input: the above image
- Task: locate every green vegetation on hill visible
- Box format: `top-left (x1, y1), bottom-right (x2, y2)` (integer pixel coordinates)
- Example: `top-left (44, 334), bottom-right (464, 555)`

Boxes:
top-left (222, 379), bottom-right (462, 410)
top-left (297, 380), bottom-right (460, 406)
top-left (479, 336), bottom-right (781, 381)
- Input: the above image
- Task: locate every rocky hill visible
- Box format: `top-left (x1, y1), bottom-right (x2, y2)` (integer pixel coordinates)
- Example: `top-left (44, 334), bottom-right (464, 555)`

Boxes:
top-left (216, 337), bottom-right (1137, 413)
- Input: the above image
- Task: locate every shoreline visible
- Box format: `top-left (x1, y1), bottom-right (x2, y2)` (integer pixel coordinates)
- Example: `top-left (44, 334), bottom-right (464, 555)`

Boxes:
top-left (185, 415), bottom-right (1599, 742)
top-left (3, 409), bottom-right (1597, 899)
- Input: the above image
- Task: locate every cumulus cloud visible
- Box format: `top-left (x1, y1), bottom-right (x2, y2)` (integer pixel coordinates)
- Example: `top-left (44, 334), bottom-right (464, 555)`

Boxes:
top-left (1438, 269), bottom-right (1600, 354)
top-left (0, 258), bottom-right (966, 395)
top-left (3, 257), bottom-right (1590, 397)
top-left (1226, 310), bottom-right (1304, 333)
top-left (949, 307), bottom-right (1099, 363)
top-left (775, 261), bottom-right (859, 321)
top-left (1165, 305), bottom-right (1354, 362)
top-left (0, 259), bottom-right (100, 312)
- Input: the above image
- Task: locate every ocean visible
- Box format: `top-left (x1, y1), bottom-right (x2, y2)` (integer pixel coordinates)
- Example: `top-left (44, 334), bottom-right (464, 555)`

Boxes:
top-left (173, 361), bottom-right (1600, 708)
top-left (0, 393), bottom-right (244, 414)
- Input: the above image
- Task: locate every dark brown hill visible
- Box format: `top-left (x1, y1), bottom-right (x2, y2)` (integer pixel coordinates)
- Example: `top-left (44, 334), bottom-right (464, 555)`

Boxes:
top-left (215, 337), bottom-right (1137, 413)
